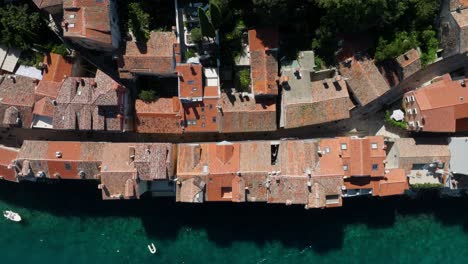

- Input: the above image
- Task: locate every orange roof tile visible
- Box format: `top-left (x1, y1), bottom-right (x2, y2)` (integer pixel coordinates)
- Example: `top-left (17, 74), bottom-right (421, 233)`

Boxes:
top-left (135, 98), bottom-right (183, 133)
top-left (248, 29), bottom-right (279, 96)
top-left (377, 169), bottom-right (408, 196)
top-left (218, 92), bottom-right (276, 133)
top-left (0, 146), bottom-right (19, 182)
top-left (42, 53), bottom-right (73, 83)
top-left (33, 97), bottom-right (55, 117)
top-left (405, 74), bottom-right (468, 132)
top-left (120, 32), bottom-right (176, 78)
top-left (63, 0), bottom-right (113, 47)
top-left (182, 98), bottom-right (219, 132)
top-left (35, 80), bottom-right (63, 99)
top-left (176, 64), bottom-right (203, 100)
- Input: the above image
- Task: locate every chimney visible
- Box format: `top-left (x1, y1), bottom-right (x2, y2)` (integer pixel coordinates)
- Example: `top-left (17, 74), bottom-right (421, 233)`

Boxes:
top-left (461, 79), bottom-right (466, 87)
top-left (55, 151), bottom-right (62, 158)
top-left (90, 80), bottom-right (97, 88)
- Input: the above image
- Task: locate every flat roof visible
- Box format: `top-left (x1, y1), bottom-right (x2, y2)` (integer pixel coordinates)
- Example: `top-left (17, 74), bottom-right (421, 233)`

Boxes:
top-left (449, 137), bottom-right (468, 175)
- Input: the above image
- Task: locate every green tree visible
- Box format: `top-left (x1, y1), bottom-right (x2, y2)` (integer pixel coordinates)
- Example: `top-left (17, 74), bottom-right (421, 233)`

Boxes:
top-left (209, 3), bottom-right (222, 29)
top-left (419, 28), bottom-right (438, 66)
top-left (237, 69), bottom-right (251, 92)
top-left (198, 7), bottom-right (216, 38)
top-left (0, 4), bottom-right (43, 50)
top-left (128, 2), bottom-right (150, 42)
top-left (138, 90), bottom-right (158, 102)
top-left (374, 31), bottom-right (419, 61)
top-left (190, 27), bottom-right (203, 43)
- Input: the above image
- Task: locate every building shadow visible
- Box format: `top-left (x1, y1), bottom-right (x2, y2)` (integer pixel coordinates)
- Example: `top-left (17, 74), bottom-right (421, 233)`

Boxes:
top-left (0, 181), bottom-right (467, 255)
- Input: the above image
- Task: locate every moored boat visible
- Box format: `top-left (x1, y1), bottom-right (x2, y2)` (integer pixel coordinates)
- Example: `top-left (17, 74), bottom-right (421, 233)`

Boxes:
top-left (148, 243), bottom-right (157, 254)
top-left (3, 210), bottom-right (21, 222)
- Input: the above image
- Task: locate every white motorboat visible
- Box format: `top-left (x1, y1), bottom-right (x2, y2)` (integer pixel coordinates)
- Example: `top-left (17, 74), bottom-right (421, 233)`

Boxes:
top-left (148, 243), bottom-right (157, 254)
top-left (3, 210), bottom-right (21, 222)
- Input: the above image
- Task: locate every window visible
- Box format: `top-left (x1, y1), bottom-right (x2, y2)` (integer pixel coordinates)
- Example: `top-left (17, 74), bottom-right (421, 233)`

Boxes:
top-left (187, 120), bottom-right (192, 125)
top-left (64, 163), bottom-right (72, 171)
top-left (372, 164), bottom-right (378, 170)
top-left (212, 116), bottom-right (216, 123)
top-left (343, 165), bottom-right (348, 171)
top-left (371, 143), bottom-right (378, 149)
top-left (187, 80), bottom-right (194, 85)
top-left (325, 195), bottom-right (340, 204)
top-left (69, 14), bottom-right (75, 19)
top-left (192, 120), bottom-right (197, 125)
top-left (68, 23), bottom-right (75, 28)
top-left (201, 122), bottom-right (205, 128)
top-left (192, 87), bottom-right (198, 91)
top-left (341, 143), bottom-right (347, 150)
top-left (201, 107), bottom-right (205, 112)
top-left (271, 144), bottom-right (279, 165)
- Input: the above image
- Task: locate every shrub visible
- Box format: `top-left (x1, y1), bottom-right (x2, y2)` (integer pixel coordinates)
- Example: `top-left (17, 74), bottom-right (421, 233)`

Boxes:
top-left (384, 110), bottom-right (407, 129)
top-left (411, 183), bottom-right (443, 189)
top-left (237, 68), bottom-right (251, 92)
top-left (419, 28), bottom-right (438, 66)
top-left (138, 90), bottom-right (158, 102)
top-left (51, 44), bottom-right (69, 57)
top-left (190, 27), bottom-right (203, 43)
top-left (375, 31), bottom-right (419, 61)
top-left (185, 49), bottom-right (196, 59)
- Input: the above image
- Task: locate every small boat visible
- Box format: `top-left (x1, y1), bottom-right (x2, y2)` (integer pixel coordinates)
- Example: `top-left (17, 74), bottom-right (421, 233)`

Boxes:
top-left (147, 243), bottom-right (157, 254)
top-left (3, 210), bottom-right (21, 222)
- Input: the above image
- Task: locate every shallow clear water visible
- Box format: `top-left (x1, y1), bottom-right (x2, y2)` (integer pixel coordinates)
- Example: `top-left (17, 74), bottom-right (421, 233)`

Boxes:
top-left (0, 181), bottom-right (467, 264)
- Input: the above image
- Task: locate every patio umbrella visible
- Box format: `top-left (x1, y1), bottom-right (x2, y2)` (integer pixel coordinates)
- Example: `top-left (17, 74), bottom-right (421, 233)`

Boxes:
top-left (391, 109), bottom-right (405, 121)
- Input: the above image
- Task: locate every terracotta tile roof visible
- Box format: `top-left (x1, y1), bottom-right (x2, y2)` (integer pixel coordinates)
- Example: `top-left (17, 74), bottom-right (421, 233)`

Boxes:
top-left (0, 76), bottom-right (36, 127)
top-left (33, 97), bottom-right (55, 117)
top-left (392, 138), bottom-right (451, 158)
top-left (218, 92), bottom-right (276, 133)
top-left (177, 176), bottom-right (205, 203)
top-left (17, 141), bottom-right (104, 180)
top-left (339, 136), bottom-right (386, 177)
top-left (0, 145), bottom-right (19, 182)
top-left (248, 29), bottom-right (279, 96)
top-left (176, 64), bottom-right (203, 100)
top-left (376, 169), bottom-right (408, 196)
top-left (267, 176), bottom-right (309, 204)
top-left (119, 32), bottom-right (176, 78)
top-left (42, 53), bottom-right (73, 83)
top-left (53, 70), bottom-right (125, 131)
top-left (100, 171), bottom-right (139, 200)
top-left (450, 0), bottom-right (468, 10)
top-left (232, 172), bottom-right (269, 202)
top-left (182, 98), bottom-right (219, 132)
top-left (63, 0), bottom-right (113, 47)
top-left (35, 80), bottom-right (63, 99)
top-left (282, 75), bottom-right (350, 128)
top-left (404, 74), bottom-right (468, 132)
top-left (33, 0), bottom-right (62, 8)
top-left (279, 140), bottom-right (320, 176)
top-left (206, 173), bottom-right (237, 201)
top-left (396, 48), bottom-right (421, 77)
top-left (134, 143), bottom-right (176, 180)
top-left (135, 98), bottom-right (182, 133)
top-left (307, 176), bottom-right (343, 208)
top-left (239, 141), bottom-right (279, 172)
top-left (339, 55), bottom-right (390, 106)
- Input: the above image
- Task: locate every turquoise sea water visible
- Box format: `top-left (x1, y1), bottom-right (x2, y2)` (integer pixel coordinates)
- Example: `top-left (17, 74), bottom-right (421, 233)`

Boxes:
top-left (0, 181), bottom-right (467, 264)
